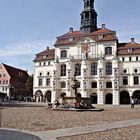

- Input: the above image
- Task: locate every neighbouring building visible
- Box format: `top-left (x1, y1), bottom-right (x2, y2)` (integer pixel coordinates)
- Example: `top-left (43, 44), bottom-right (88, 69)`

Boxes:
top-left (0, 63), bottom-right (29, 100)
top-left (33, 0), bottom-right (140, 105)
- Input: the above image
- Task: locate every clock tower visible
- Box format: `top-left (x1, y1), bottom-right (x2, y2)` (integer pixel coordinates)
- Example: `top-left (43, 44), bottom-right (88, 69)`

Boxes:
top-left (80, 0), bottom-right (97, 33)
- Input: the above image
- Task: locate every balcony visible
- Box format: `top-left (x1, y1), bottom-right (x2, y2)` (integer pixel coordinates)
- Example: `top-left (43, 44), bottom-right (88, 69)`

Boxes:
top-left (70, 54), bottom-right (101, 60)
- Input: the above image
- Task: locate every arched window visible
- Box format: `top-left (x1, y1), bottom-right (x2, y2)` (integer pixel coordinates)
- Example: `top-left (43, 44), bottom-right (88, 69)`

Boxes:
top-left (61, 50), bottom-right (67, 58)
top-left (91, 63), bottom-right (97, 75)
top-left (87, 1), bottom-right (89, 6)
top-left (61, 64), bottom-right (66, 76)
top-left (106, 62), bottom-right (112, 75)
top-left (61, 81), bottom-right (66, 88)
top-left (85, 12), bottom-right (89, 19)
top-left (75, 63), bottom-right (81, 76)
top-left (106, 82), bottom-right (112, 88)
top-left (91, 82), bottom-right (97, 88)
top-left (105, 47), bottom-right (112, 55)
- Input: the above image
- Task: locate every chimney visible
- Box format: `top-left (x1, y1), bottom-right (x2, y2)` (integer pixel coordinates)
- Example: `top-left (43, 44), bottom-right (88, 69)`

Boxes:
top-left (102, 24), bottom-right (105, 29)
top-left (131, 38), bottom-right (135, 43)
top-left (69, 27), bottom-right (73, 33)
top-left (47, 46), bottom-right (49, 50)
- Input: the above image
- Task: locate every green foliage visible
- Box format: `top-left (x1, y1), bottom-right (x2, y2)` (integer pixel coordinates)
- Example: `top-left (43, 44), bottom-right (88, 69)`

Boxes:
top-left (25, 75), bottom-right (33, 93)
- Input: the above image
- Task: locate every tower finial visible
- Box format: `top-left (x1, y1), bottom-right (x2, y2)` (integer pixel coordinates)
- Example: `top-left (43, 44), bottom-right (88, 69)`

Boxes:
top-left (80, 0), bottom-right (97, 33)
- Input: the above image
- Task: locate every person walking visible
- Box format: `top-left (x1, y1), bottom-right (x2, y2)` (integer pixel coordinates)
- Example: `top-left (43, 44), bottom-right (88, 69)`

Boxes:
top-left (130, 98), bottom-right (135, 109)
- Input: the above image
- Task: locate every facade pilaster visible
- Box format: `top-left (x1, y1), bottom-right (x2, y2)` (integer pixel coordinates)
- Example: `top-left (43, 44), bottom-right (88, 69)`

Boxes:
top-left (98, 90), bottom-right (104, 104)
top-left (81, 60), bottom-right (88, 97)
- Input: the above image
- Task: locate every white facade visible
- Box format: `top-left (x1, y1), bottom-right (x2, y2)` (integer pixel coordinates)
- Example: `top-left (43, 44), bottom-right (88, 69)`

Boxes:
top-left (33, 35), bottom-right (140, 105)
top-left (33, 0), bottom-right (140, 105)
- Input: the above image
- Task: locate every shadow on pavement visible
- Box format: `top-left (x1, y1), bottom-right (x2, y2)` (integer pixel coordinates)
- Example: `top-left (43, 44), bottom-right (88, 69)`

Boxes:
top-left (0, 102), bottom-right (47, 108)
top-left (0, 129), bottom-right (41, 140)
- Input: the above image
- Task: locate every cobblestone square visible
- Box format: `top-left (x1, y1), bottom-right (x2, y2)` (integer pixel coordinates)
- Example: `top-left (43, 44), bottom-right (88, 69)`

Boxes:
top-left (0, 103), bottom-right (140, 139)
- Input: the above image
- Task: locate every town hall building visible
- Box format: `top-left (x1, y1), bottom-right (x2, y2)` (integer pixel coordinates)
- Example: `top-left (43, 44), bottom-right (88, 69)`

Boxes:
top-left (33, 0), bottom-right (140, 105)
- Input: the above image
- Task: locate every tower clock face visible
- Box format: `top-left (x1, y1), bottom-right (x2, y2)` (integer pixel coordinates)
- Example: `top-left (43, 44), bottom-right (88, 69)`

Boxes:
top-left (81, 43), bottom-right (89, 54)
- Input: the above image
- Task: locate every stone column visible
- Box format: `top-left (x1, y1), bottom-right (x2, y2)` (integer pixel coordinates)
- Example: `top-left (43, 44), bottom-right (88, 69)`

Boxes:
top-left (113, 90), bottom-right (119, 105)
top-left (52, 91), bottom-right (56, 103)
top-left (98, 91), bottom-right (104, 104)
top-left (98, 81), bottom-right (104, 104)
top-left (36, 96), bottom-right (39, 102)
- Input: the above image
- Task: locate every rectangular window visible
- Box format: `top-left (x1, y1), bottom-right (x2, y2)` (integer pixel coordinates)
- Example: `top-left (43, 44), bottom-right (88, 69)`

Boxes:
top-left (61, 64), bottom-right (66, 76)
top-left (129, 57), bottom-right (131, 61)
top-left (3, 80), bottom-right (5, 85)
top-left (105, 47), bottom-right (112, 55)
top-left (91, 82), bottom-right (97, 88)
top-left (106, 62), bottom-right (112, 75)
top-left (136, 57), bottom-right (138, 61)
top-left (106, 82), bottom-right (112, 88)
top-left (38, 79), bottom-right (43, 86)
top-left (91, 63), bottom-right (97, 75)
top-left (6, 80), bottom-right (8, 84)
top-left (46, 78), bottom-right (50, 86)
top-left (122, 57), bottom-right (124, 61)
top-left (134, 76), bottom-right (139, 85)
top-left (123, 76), bottom-right (128, 85)
top-left (75, 64), bottom-right (81, 76)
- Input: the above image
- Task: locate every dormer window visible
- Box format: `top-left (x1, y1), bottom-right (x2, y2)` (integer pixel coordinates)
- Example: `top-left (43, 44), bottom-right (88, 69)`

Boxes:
top-left (128, 47), bottom-right (132, 53)
top-left (98, 34), bottom-right (105, 40)
top-left (61, 50), bottom-right (67, 58)
top-left (105, 47), bottom-right (112, 55)
top-left (69, 37), bottom-right (74, 42)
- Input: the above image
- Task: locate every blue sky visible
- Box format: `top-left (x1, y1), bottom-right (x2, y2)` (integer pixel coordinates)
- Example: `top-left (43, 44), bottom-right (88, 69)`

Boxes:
top-left (0, 0), bottom-right (140, 74)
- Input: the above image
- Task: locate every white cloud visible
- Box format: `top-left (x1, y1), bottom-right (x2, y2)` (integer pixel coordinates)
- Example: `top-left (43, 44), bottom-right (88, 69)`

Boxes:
top-left (0, 39), bottom-right (55, 74)
top-left (0, 39), bottom-right (55, 57)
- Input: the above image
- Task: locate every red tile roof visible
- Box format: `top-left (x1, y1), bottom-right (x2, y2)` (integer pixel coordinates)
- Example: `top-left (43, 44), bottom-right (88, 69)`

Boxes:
top-left (54, 27), bottom-right (117, 46)
top-left (117, 42), bottom-right (140, 55)
top-left (2, 63), bottom-right (29, 81)
top-left (90, 28), bottom-right (114, 34)
top-left (34, 49), bottom-right (55, 62)
top-left (61, 31), bottom-right (84, 37)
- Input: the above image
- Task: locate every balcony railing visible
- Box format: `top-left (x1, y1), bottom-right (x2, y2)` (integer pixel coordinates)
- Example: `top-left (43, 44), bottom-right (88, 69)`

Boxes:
top-left (70, 54), bottom-right (101, 60)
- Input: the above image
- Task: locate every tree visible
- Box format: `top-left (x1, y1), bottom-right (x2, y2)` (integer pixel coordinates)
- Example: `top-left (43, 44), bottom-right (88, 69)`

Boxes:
top-left (25, 75), bottom-right (33, 96)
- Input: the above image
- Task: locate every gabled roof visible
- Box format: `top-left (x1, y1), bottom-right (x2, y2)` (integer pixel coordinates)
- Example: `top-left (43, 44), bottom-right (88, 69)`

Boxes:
top-left (117, 40), bottom-right (140, 55)
top-left (34, 48), bottom-right (55, 62)
top-left (2, 63), bottom-right (29, 81)
top-left (118, 42), bottom-right (140, 48)
top-left (54, 27), bottom-right (117, 46)
top-left (89, 27), bottom-right (115, 34)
